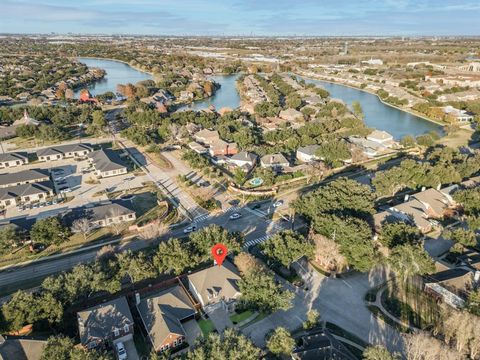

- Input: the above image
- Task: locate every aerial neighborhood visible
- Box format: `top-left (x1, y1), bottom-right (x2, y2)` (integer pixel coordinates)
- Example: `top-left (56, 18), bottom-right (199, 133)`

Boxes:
top-left (1, 7), bottom-right (480, 360)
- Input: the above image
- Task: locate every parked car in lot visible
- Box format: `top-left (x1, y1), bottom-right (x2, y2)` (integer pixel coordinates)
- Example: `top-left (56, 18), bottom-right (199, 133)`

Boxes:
top-left (115, 342), bottom-right (128, 360)
top-left (183, 225), bottom-right (197, 234)
top-left (229, 212), bottom-right (242, 220)
top-left (201, 181), bottom-right (210, 187)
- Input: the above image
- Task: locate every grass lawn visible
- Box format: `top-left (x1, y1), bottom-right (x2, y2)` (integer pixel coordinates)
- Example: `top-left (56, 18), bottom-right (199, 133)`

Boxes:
top-left (239, 312), bottom-right (268, 329)
top-left (197, 319), bottom-right (215, 337)
top-left (229, 310), bottom-right (254, 324)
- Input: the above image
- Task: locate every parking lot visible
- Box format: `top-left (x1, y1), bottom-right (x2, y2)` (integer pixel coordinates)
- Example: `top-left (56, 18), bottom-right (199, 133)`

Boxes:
top-left (4, 157), bottom-right (149, 219)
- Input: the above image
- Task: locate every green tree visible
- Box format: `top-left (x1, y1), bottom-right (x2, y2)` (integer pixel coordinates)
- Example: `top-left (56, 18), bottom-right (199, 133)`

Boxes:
top-left (154, 238), bottom-right (192, 275)
top-left (466, 290), bottom-right (480, 316)
top-left (186, 328), bottom-right (260, 360)
top-left (41, 335), bottom-right (111, 360)
top-left (388, 244), bottom-right (435, 283)
top-left (239, 271), bottom-right (293, 313)
top-left (315, 141), bottom-right (351, 168)
top-left (444, 228), bottom-right (477, 248)
top-left (352, 101), bottom-right (364, 120)
top-left (303, 309), bottom-right (320, 330)
top-left (363, 345), bottom-right (399, 360)
top-left (116, 251), bottom-right (157, 283)
top-left (400, 135), bottom-right (416, 148)
top-left (379, 222), bottom-right (421, 248)
top-left (266, 327), bottom-right (295, 356)
top-left (261, 230), bottom-right (314, 267)
top-left (2, 290), bottom-right (37, 330)
top-left (189, 225), bottom-right (243, 262)
top-left (30, 217), bottom-right (70, 246)
top-left (0, 224), bottom-right (23, 254)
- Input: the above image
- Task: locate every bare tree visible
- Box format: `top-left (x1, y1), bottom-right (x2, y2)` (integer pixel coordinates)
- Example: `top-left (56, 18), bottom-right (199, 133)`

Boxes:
top-left (138, 223), bottom-right (167, 240)
top-left (96, 244), bottom-right (115, 261)
top-left (234, 252), bottom-right (265, 275)
top-left (71, 218), bottom-right (93, 241)
top-left (310, 233), bottom-right (348, 273)
top-left (403, 332), bottom-right (463, 360)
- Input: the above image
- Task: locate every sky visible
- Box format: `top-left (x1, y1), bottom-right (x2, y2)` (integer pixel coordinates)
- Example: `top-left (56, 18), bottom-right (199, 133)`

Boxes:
top-left (1, 0), bottom-right (480, 36)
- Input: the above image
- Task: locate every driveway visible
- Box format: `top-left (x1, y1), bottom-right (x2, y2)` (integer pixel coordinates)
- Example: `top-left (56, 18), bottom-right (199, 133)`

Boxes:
top-left (208, 306), bottom-right (234, 333)
top-left (241, 261), bottom-right (404, 354)
top-left (123, 339), bottom-right (140, 360)
top-left (183, 319), bottom-right (202, 345)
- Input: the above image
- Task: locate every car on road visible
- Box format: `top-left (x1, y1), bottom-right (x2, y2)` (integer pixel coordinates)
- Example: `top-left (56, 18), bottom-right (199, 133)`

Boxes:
top-left (229, 199), bottom-right (240, 206)
top-left (273, 200), bottom-right (284, 208)
top-left (229, 212), bottom-right (242, 220)
top-left (200, 181), bottom-right (210, 187)
top-left (183, 225), bottom-right (197, 234)
top-left (115, 342), bottom-right (128, 360)
top-left (251, 203), bottom-right (262, 210)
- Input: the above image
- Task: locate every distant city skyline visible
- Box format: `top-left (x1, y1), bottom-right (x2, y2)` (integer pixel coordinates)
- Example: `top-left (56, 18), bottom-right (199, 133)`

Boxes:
top-left (1, 0), bottom-right (480, 36)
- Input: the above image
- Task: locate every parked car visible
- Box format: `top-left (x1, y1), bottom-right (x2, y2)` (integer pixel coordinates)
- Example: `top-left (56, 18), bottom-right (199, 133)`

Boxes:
top-left (201, 181), bottom-right (210, 187)
top-left (229, 213), bottom-right (242, 220)
top-left (183, 225), bottom-right (197, 234)
top-left (273, 200), bottom-right (284, 208)
top-left (251, 203), bottom-right (262, 210)
top-left (61, 188), bottom-right (72, 193)
top-left (115, 342), bottom-right (128, 360)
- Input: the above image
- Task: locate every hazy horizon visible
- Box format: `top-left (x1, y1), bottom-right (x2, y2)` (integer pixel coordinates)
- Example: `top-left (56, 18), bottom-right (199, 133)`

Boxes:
top-left (1, 0), bottom-right (480, 37)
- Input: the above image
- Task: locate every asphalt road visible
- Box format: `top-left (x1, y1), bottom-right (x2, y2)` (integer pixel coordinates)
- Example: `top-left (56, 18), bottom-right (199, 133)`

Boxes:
top-left (0, 200), bottom-right (293, 292)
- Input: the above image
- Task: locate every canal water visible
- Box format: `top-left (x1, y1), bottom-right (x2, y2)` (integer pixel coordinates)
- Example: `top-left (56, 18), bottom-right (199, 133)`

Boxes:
top-left (299, 77), bottom-right (443, 140)
top-left (74, 57), bottom-right (152, 97)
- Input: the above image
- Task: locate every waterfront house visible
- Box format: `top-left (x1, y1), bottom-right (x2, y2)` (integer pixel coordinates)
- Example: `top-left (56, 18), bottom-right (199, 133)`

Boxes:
top-left (77, 297), bottom-right (134, 350)
top-left (366, 130), bottom-right (395, 148)
top-left (137, 285), bottom-right (196, 353)
top-left (443, 105), bottom-right (474, 123)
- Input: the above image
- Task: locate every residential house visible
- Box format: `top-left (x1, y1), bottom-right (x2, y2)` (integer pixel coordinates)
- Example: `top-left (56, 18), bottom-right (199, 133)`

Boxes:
top-left (187, 261), bottom-right (241, 313)
top-left (260, 153), bottom-right (290, 171)
top-left (374, 187), bottom-right (455, 234)
top-left (292, 328), bottom-right (357, 360)
top-left (187, 142), bottom-right (208, 154)
top-left (424, 262), bottom-right (474, 309)
top-left (0, 181), bottom-right (54, 208)
top-left (77, 297), bottom-right (134, 350)
top-left (194, 129), bottom-right (220, 145)
top-left (348, 136), bottom-right (387, 158)
top-left (137, 285), bottom-right (196, 353)
top-left (443, 105), bottom-right (474, 123)
top-left (278, 108), bottom-right (304, 123)
top-left (87, 203), bottom-right (136, 228)
top-left (296, 145), bottom-right (321, 163)
top-left (0, 152), bottom-right (29, 169)
top-left (0, 169), bottom-right (50, 189)
top-left (88, 149), bottom-right (128, 178)
top-left (0, 335), bottom-right (46, 360)
top-left (228, 151), bottom-right (258, 171)
top-left (37, 143), bottom-right (94, 162)
top-left (366, 130), bottom-right (396, 148)
top-left (13, 110), bottom-right (40, 127)
top-left (209, 139), bottom-right (238, 157)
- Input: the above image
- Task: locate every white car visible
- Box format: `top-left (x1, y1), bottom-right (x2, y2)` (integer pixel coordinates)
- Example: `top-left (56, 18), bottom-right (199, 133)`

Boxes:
top-left (273, 200), bottom-right (284, 208)
top-left (183, 225), bottom-right (197, 234)
top-left (229, 213), bottom-right (242, 220)
top-left (115, 342), bottom-right (128, 360)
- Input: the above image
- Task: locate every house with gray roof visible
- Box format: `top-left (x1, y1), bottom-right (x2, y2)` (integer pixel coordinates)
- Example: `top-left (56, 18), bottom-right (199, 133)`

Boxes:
top-left (137, 285), bottom-right (196, 353)
top-left (88, 149), bottom-right (127, 178)
top-left (77, 297), bottom-right (134, 350)
top-left (187, 261), bottom-right (241, 313)
top-left (229, 151), bottom-right (258, 171)
top-left (87, 203), bottom-right (136, 228)
top-left (37, 143), bottom-right (93, 162)
top-left (0, 169), bottom-right (49, 189)
top-left (260, 153), bottom-right (290, 171)
top-left (0, 152), bottom-right (29, 169)
top-left (0, 335), bottom-right (46, 360)
top-left (296, 145), bottom-right (321, 163)
top-left (0, 181), bottom-right (54, 208)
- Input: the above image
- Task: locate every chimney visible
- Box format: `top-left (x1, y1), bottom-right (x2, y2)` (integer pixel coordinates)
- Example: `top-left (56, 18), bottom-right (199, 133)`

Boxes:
top-left (135, 292), bottom-right (140, 306)
top-left (404, 194), bottom-right (409, 202)
top-left (421, 186), bottom-right (426, 192)
top-left (437, 183), bottom-right (441, 190)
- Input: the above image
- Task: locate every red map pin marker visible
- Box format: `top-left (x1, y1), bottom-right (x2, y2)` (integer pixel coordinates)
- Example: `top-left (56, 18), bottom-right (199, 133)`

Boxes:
top-left (211, 243), bottom-right (228, 266)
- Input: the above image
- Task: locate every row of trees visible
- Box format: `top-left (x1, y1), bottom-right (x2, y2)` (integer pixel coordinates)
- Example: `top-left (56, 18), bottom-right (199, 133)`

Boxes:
top-left (373, 147), bottom-right (480, 197)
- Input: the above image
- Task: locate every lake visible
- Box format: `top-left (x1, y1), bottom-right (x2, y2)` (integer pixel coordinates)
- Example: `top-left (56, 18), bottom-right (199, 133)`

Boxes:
top-left (74, 57), bottom-right (152, 97)
top-left (177, 74), bottom-right (241, 111)
top-left (298, 77), bottom-right (443, 140)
